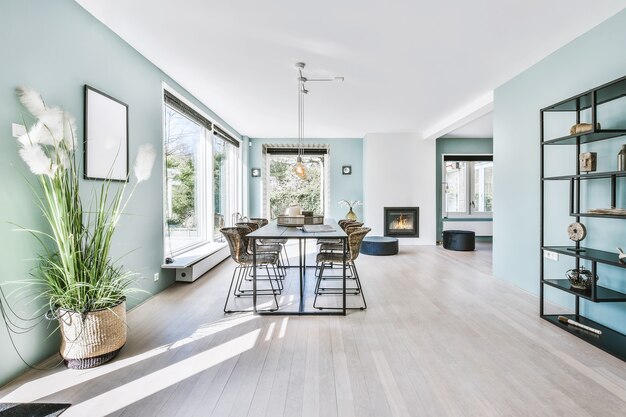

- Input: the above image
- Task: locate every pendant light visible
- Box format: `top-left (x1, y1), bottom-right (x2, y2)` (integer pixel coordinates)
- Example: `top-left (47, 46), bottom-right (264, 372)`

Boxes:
top-left (294, 62), bottom-right (307, 179)
top-left (292, 62), bottom-right (343, 179)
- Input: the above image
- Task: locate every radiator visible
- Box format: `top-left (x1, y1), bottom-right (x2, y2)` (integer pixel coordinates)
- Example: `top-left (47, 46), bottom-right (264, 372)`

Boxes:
top-left (175, 246), bottom-right (230, 282)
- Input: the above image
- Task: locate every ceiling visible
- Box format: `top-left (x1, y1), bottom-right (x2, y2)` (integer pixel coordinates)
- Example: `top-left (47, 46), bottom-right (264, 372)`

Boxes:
top-left (444, 112), bottom-right (493, 138)
top-left (76, 0), bottom-right (626, 139)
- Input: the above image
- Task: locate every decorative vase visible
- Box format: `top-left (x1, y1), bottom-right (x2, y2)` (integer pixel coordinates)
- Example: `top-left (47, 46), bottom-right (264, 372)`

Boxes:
top-left (57, 300), bottom-right (127, 369)
top-left (346, 208), bottom-right (357, 221)
top-left (618, 144), bottom-right (626, 171)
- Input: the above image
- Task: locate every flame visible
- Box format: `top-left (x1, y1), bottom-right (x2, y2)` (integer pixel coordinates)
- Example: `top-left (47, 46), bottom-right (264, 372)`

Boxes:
top-left (391, 214), bottom-right (412, 230)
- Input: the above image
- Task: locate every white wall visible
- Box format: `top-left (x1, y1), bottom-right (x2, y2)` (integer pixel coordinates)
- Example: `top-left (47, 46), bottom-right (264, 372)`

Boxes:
top-left (363, 133), bottom-right (436, 245)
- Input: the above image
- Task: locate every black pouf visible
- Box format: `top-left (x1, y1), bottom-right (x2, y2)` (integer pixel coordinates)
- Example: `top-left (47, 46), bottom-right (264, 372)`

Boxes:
top-left (442, 230), bottom-right (475, 251)
top-left (360, 236), bottom-right (399, 256)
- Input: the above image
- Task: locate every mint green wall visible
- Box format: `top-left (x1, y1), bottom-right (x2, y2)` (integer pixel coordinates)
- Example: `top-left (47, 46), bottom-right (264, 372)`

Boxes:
top-left (0, 0), bottom-right (241, 386)
top-left (247, 138), bottom-right (364, 220)
top-left (494, 9), bottom-right (626, 333)
top-left (435, 137), bottom-right (493, 240)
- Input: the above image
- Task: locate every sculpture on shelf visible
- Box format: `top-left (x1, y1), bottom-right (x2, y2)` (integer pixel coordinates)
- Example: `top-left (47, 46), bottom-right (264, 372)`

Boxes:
top-left (579, 152), bottom-right (597, 172)
top-left (565, 266), bottom-right (598, 290)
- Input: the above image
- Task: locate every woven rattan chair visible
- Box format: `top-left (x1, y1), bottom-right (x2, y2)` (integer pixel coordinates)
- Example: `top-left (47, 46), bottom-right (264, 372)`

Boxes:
top-left (313, 227), bottom-right (370, 310)
top-left (221, 227), bottom-right (282, 313)
top-left (250, 217), bottom-right (290, 267)
top-left (318, 221), bottom-right (363, 251)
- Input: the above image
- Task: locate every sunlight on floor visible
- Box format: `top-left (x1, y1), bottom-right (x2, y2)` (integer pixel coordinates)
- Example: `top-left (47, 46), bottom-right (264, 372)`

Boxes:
top-left (61, 329), bottom-right (261, 416)
top-left (264, 322), bottom-right (276, 341)
top-left (1, 314), bottom-right (258, 403)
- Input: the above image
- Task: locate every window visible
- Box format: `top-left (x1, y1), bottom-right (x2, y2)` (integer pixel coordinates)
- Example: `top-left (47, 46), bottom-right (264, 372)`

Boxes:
top-left (213, 134), bottom-right (239, 239)
top-left (443, 156), bottom-right (493, 217)
top-left (262, 146), bottom-right (329, 219)
top-left (163, 91), bottom-right (240, 256)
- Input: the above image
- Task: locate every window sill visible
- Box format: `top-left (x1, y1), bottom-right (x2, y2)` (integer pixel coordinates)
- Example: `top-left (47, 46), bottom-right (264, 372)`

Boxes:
top-left (443, 217), bottom-right (493, 222)
top-left (161, 241), bottom-right (228, 268)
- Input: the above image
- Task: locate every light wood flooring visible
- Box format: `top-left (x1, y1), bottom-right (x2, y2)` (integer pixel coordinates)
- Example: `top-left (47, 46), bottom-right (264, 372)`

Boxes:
top-left (2, 242), bottom-right (626, 416)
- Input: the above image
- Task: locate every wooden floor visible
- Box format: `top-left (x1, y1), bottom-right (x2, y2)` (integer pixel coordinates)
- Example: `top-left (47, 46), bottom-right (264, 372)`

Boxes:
top-left (2, 242), bottom-right (626, 416)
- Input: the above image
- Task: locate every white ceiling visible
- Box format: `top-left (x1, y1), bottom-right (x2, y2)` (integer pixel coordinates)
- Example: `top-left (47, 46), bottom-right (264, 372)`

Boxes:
top-left (443, 112), bottom-right (493, 139)
top-left (76, 0), bottom-right (626, 139)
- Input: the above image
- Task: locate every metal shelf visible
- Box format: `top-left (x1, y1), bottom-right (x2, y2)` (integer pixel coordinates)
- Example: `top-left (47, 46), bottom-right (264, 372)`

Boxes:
top-left (542, 279), bottom-right (626, 302)
top-left (543, 170), bottom-right (626, 181)
top-left (542, 314), bottom-right (626, 362)
top-left (542, 246), bottom-right (626, 269)
top-left (571, 213), bottom-right (626, 219)
top-left (541, 74), bottom-right (626, 362)
top-left (542, 130), bottom-right (626, 146)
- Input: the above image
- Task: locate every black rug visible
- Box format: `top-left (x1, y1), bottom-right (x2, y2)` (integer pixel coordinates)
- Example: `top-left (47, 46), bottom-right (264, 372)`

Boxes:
top-left (0, 403), bottom-right (71, 417)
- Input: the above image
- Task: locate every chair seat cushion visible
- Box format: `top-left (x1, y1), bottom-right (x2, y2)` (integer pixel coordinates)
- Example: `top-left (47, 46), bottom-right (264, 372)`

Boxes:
top-left (260, 238), bottom-right (287, 245)
top-left (316, 252), bottom-right (347, 263)
top-left (240, 253), bottom-right (278, 265)
top-left (255, 244), bottom-right (282, 253)
top-left (317, 238), bottom-right (341, 245)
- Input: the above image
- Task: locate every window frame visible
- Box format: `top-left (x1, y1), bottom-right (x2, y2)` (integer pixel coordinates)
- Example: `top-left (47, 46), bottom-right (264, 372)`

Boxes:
top-left (442, 154), bottom-right (493, 219)
top-left (161, 85), bottom-right (242, 258)
top-left (261, 145), bottom-right (330, 220)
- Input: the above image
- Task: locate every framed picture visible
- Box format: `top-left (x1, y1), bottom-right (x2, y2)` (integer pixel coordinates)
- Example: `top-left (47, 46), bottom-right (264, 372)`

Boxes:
top-left (251, 168), bottom-right (261, 177)
top-left (84, 85), bottom-right (129, 181)
top-left (342, 165), bottom-right (352, 175)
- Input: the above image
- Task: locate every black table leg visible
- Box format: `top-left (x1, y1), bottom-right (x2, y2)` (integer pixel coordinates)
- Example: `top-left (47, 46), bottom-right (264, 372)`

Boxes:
top-left (253, 237), bottom-right (257, 313)
top-left (343, 237), bottom-right (347, 316)
top-left (299, 238), bottom-right (304, 312)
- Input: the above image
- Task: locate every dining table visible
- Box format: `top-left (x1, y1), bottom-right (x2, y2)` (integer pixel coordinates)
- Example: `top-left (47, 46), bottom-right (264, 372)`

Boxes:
top-left (247, 218), bottom-right (348, 316)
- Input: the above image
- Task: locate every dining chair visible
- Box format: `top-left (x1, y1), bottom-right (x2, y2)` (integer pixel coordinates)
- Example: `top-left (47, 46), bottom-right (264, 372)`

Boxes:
top-left (313, 227), bottom-right (371, 310)
top-left (250, 217), bottom-right (290, 267)
top-left (221, 226), bottom-right (281, 313)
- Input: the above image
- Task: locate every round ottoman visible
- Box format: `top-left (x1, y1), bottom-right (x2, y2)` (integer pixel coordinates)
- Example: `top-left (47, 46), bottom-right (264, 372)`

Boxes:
top-left (442, 230), bottom-right (475, 251)
top-left (360, 236), bottom-right (399, 256)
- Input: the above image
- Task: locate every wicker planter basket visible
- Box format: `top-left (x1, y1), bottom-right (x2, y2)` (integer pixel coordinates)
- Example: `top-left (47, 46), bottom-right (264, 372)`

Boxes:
top-left (57, 300), bottom-right (127, 369)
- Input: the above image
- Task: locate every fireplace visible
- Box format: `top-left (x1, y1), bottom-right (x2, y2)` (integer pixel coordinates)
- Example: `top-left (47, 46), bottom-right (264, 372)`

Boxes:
top-left (384, 207), bottom-right (419, 237)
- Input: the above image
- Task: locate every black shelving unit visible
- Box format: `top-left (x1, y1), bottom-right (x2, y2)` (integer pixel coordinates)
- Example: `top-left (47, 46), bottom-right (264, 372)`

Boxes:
top-left (540, 75), bottom-right (626, 361)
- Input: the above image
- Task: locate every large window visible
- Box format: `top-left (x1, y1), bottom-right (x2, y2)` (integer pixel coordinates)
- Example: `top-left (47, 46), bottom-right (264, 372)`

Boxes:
top-left (213, 134), bottom-right (239, 239)
top-left (164, 91), bottom-right (240, 256)
top-left (443, 156), bottom-right (493, 217)
top-left (262, 146), bottom-right (328, 219)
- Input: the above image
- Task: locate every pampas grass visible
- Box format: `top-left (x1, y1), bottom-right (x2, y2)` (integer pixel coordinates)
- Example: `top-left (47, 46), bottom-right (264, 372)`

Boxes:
top-left (16, 86), bottom-right (47, 117)
top-left (134, 144), bottom-right (156, 183)
top-left (18, 143), bottom-right (56, 177)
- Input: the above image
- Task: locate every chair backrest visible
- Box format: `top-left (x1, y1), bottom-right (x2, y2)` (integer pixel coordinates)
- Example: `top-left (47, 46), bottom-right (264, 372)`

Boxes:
top-left (250, 217), bottom-right (269, 227)
top-left (344, 222), bottom-right (364, 235)
top-left (221, 227), bottom-right (251, 264)
top-left (347, 227), bottom-right (371, 261)
top-left (236, 221), bottom-right (259, 231)
top-left (338, 219), bottom-right (353, 230)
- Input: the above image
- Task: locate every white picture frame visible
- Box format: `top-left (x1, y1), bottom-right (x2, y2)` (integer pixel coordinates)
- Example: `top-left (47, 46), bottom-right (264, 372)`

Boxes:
top-left (84, 85), bottom-right (129, 181)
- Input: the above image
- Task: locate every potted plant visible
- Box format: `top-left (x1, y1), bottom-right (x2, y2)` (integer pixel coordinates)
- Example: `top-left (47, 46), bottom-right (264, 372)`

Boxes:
top-left (11, 87), bottom-right (155, 369)
top-left (338, 200), bottom-right (362, 221)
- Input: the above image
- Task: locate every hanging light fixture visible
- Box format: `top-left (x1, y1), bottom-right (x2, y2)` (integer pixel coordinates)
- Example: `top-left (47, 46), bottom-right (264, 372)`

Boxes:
top-left (294, 62), bottom-right (308, 179)
top-left (292, 62), bottom-right (344, 179)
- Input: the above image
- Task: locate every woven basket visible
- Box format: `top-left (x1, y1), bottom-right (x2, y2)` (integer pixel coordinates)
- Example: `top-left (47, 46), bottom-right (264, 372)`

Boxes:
top-left (57, 300), bottom-right (127, 369)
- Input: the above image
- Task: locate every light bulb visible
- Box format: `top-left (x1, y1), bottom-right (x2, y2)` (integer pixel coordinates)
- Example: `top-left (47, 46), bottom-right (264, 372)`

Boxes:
top-left (294, 158), bottom-right (306, 179)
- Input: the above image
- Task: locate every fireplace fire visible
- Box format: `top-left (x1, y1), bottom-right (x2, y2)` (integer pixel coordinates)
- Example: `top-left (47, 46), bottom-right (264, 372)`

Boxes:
top-left (384, 207), bottom-right (419, 237)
